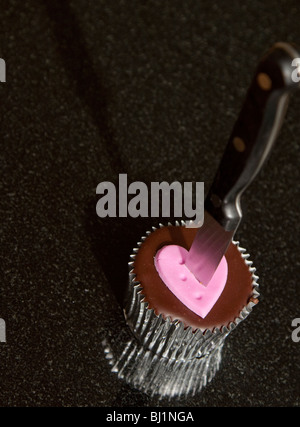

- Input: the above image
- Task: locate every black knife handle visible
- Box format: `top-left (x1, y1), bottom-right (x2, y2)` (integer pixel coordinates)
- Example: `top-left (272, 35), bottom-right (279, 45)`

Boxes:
top-left (205, 42), bottom-right (300, 232)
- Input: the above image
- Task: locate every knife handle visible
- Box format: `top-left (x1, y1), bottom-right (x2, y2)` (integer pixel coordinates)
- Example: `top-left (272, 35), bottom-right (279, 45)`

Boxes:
top-left (205, 42), bottom-right (300, 232)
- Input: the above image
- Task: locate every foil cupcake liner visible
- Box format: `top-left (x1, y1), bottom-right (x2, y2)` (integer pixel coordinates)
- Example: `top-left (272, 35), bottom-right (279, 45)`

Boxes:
top-left (104, 221), bottom-right (259, 398)
top-left (103, 333), bottom-right (224, 398)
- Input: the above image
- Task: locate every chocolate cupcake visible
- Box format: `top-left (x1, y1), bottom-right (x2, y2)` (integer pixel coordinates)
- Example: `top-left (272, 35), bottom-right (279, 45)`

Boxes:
top-left (114, 221), bottom-right (259, 396)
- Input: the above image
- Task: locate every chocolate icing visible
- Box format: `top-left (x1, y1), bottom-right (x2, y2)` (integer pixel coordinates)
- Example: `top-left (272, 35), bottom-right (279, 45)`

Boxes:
top-left (133, 225), bottom-right (257, 330)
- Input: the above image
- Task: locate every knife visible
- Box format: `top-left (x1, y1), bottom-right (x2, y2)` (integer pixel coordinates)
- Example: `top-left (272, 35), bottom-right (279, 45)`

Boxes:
top-left (185, 42), bottom-right (300, 286)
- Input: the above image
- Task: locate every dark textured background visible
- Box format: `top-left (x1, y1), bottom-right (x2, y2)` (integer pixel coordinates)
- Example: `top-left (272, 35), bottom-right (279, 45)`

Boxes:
top-left (0, 0), bottom-right (299, 407)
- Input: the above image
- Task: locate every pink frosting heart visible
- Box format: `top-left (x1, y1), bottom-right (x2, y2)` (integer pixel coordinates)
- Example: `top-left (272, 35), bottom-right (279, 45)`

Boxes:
top-left (154, 245), bottom-right (228, 318)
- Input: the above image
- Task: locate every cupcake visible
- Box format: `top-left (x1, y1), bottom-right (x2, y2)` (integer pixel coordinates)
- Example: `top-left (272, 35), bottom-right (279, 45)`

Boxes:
top-left (109, 221), bottom-right (259, 397)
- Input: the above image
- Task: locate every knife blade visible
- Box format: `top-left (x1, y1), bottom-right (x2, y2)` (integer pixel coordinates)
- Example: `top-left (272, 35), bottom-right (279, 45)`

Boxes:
top-left (185, 42), bottom-right (300, 286)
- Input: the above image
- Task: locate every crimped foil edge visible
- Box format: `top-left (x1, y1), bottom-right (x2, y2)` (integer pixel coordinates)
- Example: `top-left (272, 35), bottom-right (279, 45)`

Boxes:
top-left (124, 221), bottom-right (259, 361)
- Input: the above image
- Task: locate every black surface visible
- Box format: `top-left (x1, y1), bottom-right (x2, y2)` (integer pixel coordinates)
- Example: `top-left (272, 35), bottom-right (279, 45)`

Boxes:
top-left (0, 0), bottom-right (299, 407)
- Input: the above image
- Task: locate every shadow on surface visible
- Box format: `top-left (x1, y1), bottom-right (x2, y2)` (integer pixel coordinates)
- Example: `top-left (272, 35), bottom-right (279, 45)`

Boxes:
top-left (44, 0), bottom-right (125, 172)
top-left (85, 196), bottom-right (155, 306)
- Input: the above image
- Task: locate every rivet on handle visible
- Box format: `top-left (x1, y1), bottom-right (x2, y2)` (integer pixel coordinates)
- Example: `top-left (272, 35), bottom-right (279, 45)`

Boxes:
top-left (257, 72), bottom-right (272, 90)
top-left (233, 136), bottom-right (246, 152)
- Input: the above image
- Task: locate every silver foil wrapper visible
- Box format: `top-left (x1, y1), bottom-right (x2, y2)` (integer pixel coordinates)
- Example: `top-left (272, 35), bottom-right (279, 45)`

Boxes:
top-left (104, 222), bottom-right (259, 398)
top-left (103, 333), bottom-right (224, 398)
